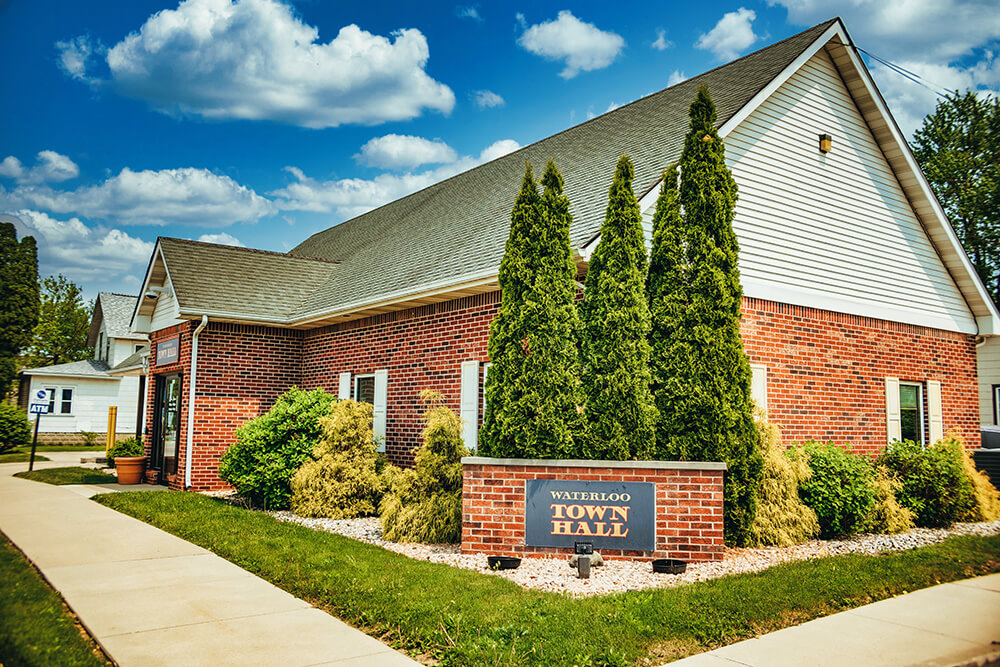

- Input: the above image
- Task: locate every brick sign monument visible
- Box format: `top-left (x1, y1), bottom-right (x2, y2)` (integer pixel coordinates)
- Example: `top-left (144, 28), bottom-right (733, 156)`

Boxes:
top-left (461, 457), bottom-right (727, 562)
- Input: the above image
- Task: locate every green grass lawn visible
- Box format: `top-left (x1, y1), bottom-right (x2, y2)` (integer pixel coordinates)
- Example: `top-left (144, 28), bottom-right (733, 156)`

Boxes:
top-left (0, 452), bottom-right (50, 463)
top-left (15, 467), bottom-right (117, 485)
top-left (0, 534), bottom-right (109, 666)
top-left (95, 492), bottom-right (1000, 667)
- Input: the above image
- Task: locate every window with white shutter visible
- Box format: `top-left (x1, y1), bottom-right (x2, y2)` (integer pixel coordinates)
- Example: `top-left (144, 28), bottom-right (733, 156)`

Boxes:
top-left (372, 370), bottom-right (388, 452)
top-left (337, 372), bottom-right (351, 400)
top-left (926, 380), bottom-right (943, 444)
top-left (885, 377), bottom-right (901, 443)
top-left (459, 360), bottom-right (480, 452)
top-left (750, 364), bottom-right (768, 411)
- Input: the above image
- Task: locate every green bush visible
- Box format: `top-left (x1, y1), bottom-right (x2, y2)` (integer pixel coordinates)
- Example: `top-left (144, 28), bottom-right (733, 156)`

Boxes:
top-left (380, 390), bottom-right (468, 543)
top-left (863, 467), bottom-right (915, 534)
top-left (107, 437), bottom-right (143, 468)
top-left (792, 441), bottom-right (876, 539)
top-left (0, 403), bottom-right (31, 454)
top-left (79, 430), bottom-right (98, 447)
top-left (879, 437), bottom-right (978, 527)
top-left (218, 387), bottom-right (335, 510)
top-left (290, 400), bottom-right (387, 519)
top-left (748, 414), bottom-right (819, 546)
top-left (957, 439), bottom-right (1000, 521)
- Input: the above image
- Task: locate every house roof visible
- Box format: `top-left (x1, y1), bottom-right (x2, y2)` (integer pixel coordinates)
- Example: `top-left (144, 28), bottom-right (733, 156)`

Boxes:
top-left (21, 359), bottom-right (115, 380)
top-left (107, 346), bottom-right (148, 376)
top-left (87, 293), bottom-right (143, 345)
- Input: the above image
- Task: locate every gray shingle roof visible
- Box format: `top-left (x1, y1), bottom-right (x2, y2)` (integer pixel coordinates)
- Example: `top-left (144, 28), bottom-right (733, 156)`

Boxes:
top-left (98, 293), bottom-right (141, 339)
top-left (288, 20), bottom-right (836, 319)
top-left (158, 20), bottom-right (835, 324)
top-left (22, 359), bottom-right (113, 378)
top-left (108, 346), bottom-right (148, 375)
top-left (159, 238), bottom-right (338, 321)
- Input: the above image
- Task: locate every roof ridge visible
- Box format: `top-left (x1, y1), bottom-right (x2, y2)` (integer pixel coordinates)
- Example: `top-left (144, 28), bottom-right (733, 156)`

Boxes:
top-left (99, 292), bottom-right (139, 298)
top-left (159, 237), bottom-right (340, 264)
top-left (293, 18), bottom-right (840, 253)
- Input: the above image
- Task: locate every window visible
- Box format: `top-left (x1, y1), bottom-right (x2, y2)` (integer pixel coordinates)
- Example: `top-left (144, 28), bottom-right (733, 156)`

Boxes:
top-left (354, 374), bottom-right (375, 404)
top-left (994, 384), bottom-right (1000, 426)
top-left (135, 344), bottom-right (145, 353)
top-left (899, 382), bottom-right (924, 444)
top-left (44, 386), bottom-right (74, 415)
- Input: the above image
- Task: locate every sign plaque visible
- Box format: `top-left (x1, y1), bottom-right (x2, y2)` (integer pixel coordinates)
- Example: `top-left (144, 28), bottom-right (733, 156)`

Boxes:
top-left (156, 336), bottom-right (180, 365)
top-left (525, 479), bottom-right (655, 552)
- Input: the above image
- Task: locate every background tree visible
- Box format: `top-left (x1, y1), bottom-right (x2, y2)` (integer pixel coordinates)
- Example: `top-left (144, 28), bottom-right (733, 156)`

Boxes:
top-left (21, 275), bottom-right (93, 369)
top-left (580, 154), bottom-right (657, 460)
top-left (0, 223), bottom-right (39, 394)
top-left (912, 91), bottom-right (1000, 303)
top-left (649, 85), bottom-right (762, 546)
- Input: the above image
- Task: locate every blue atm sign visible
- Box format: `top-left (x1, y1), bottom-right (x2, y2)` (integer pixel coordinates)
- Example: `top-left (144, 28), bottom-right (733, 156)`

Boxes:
top-left (29, 403), bottom-right (49, 415)
top-left (524, 479), bottom-right (655, 551)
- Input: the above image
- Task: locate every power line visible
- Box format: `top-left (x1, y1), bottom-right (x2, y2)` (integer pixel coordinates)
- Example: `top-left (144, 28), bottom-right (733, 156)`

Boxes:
top-left (854, 46), bottom-right (958, 98)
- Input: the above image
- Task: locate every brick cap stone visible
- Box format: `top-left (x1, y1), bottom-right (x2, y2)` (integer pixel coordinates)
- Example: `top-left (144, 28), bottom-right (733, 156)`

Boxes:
top-left (461, 457), bottom-right (727, 470)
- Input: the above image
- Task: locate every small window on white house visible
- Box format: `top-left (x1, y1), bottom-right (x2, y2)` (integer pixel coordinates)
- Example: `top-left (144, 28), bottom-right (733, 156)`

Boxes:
top-left (354, 374), bottom-right (375, 404)
top-left (898, 382), bottom-right (924, 444)
top-left (45, 386), bottom-right (73, 415)
top-left (135, 344), bottom-right (144, 353)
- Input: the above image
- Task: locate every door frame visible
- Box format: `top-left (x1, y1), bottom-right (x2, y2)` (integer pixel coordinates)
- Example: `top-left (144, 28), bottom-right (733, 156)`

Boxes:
top-left (150, 372), bottom-right (182, 484)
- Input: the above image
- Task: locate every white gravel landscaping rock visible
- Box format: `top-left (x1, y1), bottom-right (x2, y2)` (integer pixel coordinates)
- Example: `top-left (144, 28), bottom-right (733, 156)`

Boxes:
top-left (265, 509), bottom-right (1000, 598)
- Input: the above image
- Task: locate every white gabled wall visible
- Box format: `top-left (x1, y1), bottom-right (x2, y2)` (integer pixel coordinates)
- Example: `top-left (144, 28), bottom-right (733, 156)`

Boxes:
top-left (150, 286), bottom-right (183, 332)
top-left (722, 48), bottom-right (975, 333)
top-left (977, 337), bottom-right (1000, 425)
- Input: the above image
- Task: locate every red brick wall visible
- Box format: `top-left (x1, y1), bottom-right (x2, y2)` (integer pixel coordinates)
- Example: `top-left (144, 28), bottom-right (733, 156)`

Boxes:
top-left (300, 293), bottom-right (497, 466)
top-left (144, 294), bottom-right (979, 490)
top-left (742, 297), bottom-right (980, 453)
top-left (462, 459), bottom-right (725, 561)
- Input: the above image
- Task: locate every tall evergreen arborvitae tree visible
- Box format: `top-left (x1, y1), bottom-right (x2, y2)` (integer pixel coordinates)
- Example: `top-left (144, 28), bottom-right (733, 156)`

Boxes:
top-left (480, 165), bottom-right (542, 457)
top-left (0, 223), bottom-right (39, 393)
top-left (480, 161), bottom-right (585, 458)
top-left (648, 85), bottom-right (763, 546)
top-left (580, 154), bottom-right (657, 460)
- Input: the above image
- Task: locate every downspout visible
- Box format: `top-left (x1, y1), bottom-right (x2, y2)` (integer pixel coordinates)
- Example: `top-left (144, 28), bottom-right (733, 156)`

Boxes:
top-left (185, 315), bottom-right (208, 489)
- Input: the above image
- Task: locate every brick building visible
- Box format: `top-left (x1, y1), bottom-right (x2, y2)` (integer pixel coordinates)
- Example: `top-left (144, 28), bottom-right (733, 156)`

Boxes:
top-left (131, 19), bottom-right (999, 490)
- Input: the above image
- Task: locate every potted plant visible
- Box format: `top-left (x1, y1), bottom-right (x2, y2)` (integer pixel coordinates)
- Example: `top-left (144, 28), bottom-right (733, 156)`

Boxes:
top-left (108, 437), bottom-right (146, 484)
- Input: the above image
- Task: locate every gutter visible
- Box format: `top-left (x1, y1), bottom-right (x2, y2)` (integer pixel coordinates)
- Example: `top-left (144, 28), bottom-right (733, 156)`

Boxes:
top-left (185, 315), bottom-right (208, 489)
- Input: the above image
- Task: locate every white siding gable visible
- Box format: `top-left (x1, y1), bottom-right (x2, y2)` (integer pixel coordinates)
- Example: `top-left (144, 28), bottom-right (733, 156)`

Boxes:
top-left (150, 285), bottom-right (183, 333)
top-left (660, 48), bottom-right (976, 333)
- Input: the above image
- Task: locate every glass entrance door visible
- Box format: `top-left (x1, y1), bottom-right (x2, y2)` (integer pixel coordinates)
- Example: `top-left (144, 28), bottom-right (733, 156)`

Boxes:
top-left (151, 373), bottom-right (182, 482)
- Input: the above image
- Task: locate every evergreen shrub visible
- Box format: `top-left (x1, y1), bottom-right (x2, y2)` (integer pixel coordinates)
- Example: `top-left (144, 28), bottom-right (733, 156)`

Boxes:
top-left (792, 441), bottom-right (875, 538)
top-left (863, 467), bottom-right (915, 534)
top-left (290, 400), bottom-right (386, 519)
top-left (380, 390), bottom-right (468, 543)
top-left (879, 438), bottom-right (974, 527)
top-left (0, 403), bottom-right (31, 454)
top-left (218, 387), bottom-right (335, 510)
top-left (748, 413), bottom-right (819, 546)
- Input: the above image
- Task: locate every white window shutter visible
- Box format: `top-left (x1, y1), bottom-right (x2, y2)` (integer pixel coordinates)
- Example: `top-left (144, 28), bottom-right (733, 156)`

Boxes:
top-left (927, 380), bottom-right (943, 443)
top-left (373, 369), bottom-right (388, 452)
top-left (885, 377), bottom-right (901, 443)
top-left (459, 360), bottom-right (480, 452)
top-left (338, 372), bottom-right (351, 400)
top-left (750, 364), bottom-right (768, 411)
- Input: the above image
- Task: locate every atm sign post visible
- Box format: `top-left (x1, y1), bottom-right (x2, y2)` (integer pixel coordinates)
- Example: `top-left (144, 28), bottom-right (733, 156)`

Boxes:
top-left (27, 389), bottom-right (50, 471)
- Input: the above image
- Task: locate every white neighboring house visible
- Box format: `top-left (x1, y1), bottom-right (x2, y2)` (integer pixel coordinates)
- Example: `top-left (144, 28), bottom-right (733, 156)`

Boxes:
top-left (979, 338), bottom-right (1000, 427)
top-left (20, 293), bottom-right (148, 444)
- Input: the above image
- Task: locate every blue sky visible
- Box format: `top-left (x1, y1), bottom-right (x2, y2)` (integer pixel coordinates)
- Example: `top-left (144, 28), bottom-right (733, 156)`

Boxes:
top-left (1, 0), bottom-right (997, 300)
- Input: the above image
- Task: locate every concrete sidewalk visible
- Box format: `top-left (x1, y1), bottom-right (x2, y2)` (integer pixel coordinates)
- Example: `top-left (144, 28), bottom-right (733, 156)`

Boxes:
top-left (0, 462), bottom-right (418, 666)
top-left (669, 574), bottom-right (1000, 666)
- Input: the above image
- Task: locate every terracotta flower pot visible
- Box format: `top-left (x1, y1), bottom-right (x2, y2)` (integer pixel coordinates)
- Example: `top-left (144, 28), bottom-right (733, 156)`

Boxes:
top-left (115, 456), bottom-right (147, 485)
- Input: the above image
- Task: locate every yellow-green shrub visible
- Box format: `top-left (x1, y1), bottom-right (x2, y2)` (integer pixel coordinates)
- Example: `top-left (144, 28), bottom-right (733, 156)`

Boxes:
top-left (863, 467), bottom-right (914, 534)
top-left (380, 390), bottom-right (468, 543)
top-left (748, 413), bottom-right (819, 546)
top-left (290, 400), bottom-right (386, 519)
top-left (956, 437), bottom-right (1000, 522)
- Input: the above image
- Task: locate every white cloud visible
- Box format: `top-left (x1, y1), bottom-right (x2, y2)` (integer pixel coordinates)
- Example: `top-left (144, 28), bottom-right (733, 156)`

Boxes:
top-left (668, 70), bottom-right (688, 86)
top-left (696, 8), bottom-right (758, 61)
top-left (1, 167), bottom-right (275, 227)
top-left (198, 232), bottom-right (245, 246)
top-left (518, 10), bottom-right (625, 79)
top-left (55, 35), bottom-right (103, 83)
top-left (272, 139), bottom-right (520, 218)
top-left (472, 89), bottom-right (505, 108)
top-left (60, 0), bottom-right (455, 128)
top-left (0, 151), bottom-right (79, 185)
top-left (652, 29), bottom-right (672, 51)
top-left (769, 0), bottom-right (1000, 138)
top-left (457, 5), bottom-right (482, 21)
top-left (355, 134), bottom-right (458, 170)
top-left (4, 209), bottom-right (154, 286)
top-left (769, 0), bottom-right (1000, 62)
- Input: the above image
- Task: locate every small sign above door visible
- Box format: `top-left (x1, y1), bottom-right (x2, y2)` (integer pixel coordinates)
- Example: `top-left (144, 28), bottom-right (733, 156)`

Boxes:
top-left (156, 336), bottom-right (180, 366)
